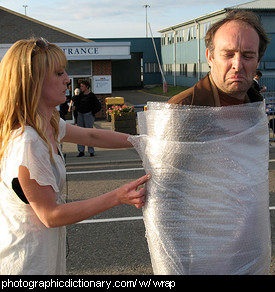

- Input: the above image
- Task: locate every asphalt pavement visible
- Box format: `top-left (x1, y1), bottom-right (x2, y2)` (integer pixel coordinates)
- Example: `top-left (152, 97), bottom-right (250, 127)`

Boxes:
top-left (63, 89), bottom-right (275, 275)
top-left (64, 89), bottom-right (167, 275)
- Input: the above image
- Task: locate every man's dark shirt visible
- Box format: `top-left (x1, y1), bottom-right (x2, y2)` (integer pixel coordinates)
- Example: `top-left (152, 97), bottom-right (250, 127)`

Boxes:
top-left (74, 92), bottom-right (98, 115)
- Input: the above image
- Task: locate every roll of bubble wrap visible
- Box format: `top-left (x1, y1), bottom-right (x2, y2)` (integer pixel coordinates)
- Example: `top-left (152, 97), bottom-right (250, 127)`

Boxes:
top-left (129, 101), bottom-right (271, 275)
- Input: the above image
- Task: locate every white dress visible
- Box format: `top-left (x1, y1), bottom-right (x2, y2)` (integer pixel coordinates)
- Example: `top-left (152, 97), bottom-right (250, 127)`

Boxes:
top-left (0, 119), bottom-right (67, 275)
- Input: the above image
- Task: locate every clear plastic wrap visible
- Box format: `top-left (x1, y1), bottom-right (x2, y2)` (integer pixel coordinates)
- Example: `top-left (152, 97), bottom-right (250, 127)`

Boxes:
top-left (129, 101), bottom-right (271, 275)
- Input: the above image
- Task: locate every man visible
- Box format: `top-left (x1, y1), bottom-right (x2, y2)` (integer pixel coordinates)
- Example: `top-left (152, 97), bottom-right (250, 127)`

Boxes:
top-left (169, 10), bottom-right (269, 106)
top-left (151, 10), bottom-right (270, 274)
top-left (74, 80), bottom-right (101, 157)
top-left (252, 70), bottom-right (267, 93)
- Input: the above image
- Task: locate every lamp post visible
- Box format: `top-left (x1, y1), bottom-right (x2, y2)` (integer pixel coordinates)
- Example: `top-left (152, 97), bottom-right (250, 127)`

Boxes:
top-left (143, 4), bottom-right (150, 38)
top-left (23, 5), bottom-right (28, 16)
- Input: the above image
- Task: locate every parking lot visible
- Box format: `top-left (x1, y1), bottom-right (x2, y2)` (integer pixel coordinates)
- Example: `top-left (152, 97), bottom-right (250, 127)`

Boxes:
top-left (64, 90), bottom-right (274, 275)
top-left (64, 146), bottom-right (151, 274)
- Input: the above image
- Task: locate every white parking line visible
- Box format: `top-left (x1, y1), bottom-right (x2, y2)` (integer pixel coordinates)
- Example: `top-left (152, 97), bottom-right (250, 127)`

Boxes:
top-left (78, 207), bottom-right (275, 224)
top-left (67, 167), bottom-right (144, 175)
top-left (77, 216), bottom-right (143, 224)
top-left (68, 158), bottom-right (275, 175)
top-left (67, 159), bottom-right (275, 175)
top-left (68, 166), bottom-right (275, 224)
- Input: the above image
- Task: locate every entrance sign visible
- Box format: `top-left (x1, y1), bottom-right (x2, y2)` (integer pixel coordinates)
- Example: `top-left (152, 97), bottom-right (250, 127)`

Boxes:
top-left (0, 42), bottom-right (131, 61)
top-left (56, 42), bottom-right (131, 61)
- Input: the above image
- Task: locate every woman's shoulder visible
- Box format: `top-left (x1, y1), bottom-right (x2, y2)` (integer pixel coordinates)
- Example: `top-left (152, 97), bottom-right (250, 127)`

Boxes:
top-left (15, 126), bottom-right (42, 145)
top-left (12, 126), bottom-right (38, 141)
top-left (10, 127), bottom-right (49, 155)
top-left (12, 118), bottom-right (66, 145)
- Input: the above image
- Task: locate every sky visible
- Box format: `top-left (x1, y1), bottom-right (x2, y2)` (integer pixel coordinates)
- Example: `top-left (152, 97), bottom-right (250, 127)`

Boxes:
top-left (1, 0), bottom-right (247, 39)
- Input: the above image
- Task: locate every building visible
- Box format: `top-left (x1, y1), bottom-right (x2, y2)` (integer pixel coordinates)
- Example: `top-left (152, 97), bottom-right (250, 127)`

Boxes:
top-left (92, 38), bottom-right (162, 89)
top-left (159, 0), bottom-right (275, 91)
top-left (0, 6), bottom-right (162, 120)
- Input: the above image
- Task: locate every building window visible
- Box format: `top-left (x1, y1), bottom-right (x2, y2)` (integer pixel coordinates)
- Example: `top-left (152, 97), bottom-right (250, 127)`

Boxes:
top-left (145, 63), bottom-right (160, 73)
top-left (193, 63), bottom-right (197, 76)
top-left (264, 61), bottom-right (275, 69)
top-left (164, 64), bottom-right (173, 75)
top-left (180, 64), bottom-right (184, 75)
top-left (184, 64), bottom-right (187, 76)
top-left (193, 26), bottom-right (197, 40)
top-left (67, 60), bottom-right (92, 75)
top-left (161, 34), bottom-right (166, 45)
top-left (187, 26), bottom-right (196, 41)
top-left (168, 32), bottom-right (174, 45)
top-left (186, 26), bottom-right (196, 41)
top-left (180, 64), bottom-right (187, 76)
top-left (187, 28), bottom-right (191, 41)
top-left (203, 22), bottom-right (211, 37)
top-left (177, 29), bottom-right (184, 43)
top-left (176, 31), bottom-right (179, 43)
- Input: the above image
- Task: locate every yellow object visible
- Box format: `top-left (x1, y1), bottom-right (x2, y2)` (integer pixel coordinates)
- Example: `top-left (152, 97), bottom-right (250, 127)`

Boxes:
top-left (105, 97), bottom-right (124, 105)
top-left (105, 97), bottom-right (125, 121)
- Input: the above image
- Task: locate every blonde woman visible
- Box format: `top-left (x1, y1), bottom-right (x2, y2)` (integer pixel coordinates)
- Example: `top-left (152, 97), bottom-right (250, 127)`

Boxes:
top-left (0, 38), bottom-right (150, 275)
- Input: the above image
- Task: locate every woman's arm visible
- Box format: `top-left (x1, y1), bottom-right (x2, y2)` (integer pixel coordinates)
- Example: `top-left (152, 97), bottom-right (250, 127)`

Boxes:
top-left (68, 100), bottom-right (73, 112)
top-left (62, 122), bottom-right (133, 148)
top-left (18, 165), bottom-right (150, 228)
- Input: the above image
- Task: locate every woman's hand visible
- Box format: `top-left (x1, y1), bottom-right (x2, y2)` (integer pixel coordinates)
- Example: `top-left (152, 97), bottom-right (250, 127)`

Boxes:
top-left (116, 174), bottom-right (151, 209)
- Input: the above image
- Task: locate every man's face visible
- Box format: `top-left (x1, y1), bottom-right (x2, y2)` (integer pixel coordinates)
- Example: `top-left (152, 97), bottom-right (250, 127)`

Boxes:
top-left (206, 20), bottom-right (260, 100)
top-left (80, 83), bottom-right (88, 92)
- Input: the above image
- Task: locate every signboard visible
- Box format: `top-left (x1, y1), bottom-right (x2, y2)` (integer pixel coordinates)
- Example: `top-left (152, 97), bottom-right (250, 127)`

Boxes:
top-left (92, 75), bottom-right (112, 94)
top-left (0, 42), bottom-right (131, 61)
top-left (57, 42), bottom-right (131, 60)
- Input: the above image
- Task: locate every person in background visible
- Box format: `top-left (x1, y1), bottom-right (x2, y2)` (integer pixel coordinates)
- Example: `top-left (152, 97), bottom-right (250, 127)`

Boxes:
top-left (73, 80), bottom-right (101, 157)
top-left (0, 37), bottom-right (150, 275)
top-left (68, 87), bottom-right (80, 124)
top-left (253, 70), bottom-right (267, 93)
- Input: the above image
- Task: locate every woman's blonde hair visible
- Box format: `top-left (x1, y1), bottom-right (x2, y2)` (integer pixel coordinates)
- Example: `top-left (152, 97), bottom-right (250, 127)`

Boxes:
top-left (0, 37), bottom-right (67, 166)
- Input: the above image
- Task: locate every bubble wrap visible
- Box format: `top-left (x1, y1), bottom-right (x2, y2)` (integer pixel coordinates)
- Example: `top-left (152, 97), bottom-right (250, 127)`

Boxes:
top-left (129, 101), bottom-right (271, 275)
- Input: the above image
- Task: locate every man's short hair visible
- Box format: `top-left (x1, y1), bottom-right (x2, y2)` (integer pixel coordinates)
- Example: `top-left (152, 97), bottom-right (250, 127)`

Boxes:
top-left (256, 70), bottom-right (262, 77)
top-left (80, 80), bottom-right (90, 88)
top-left (205, 10), bottom-right (270, 61)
